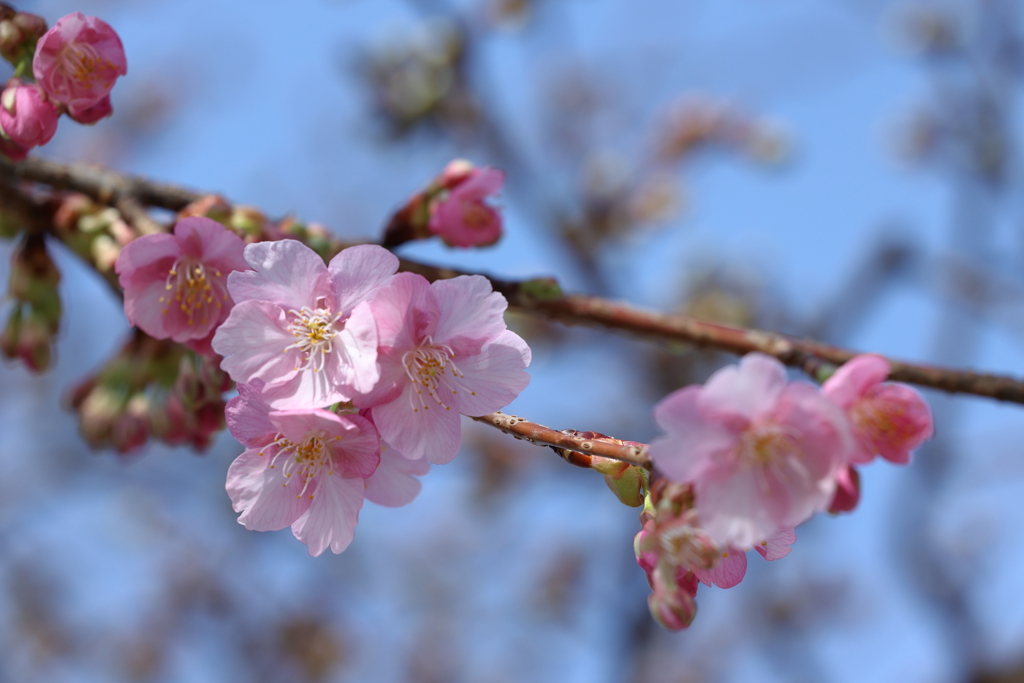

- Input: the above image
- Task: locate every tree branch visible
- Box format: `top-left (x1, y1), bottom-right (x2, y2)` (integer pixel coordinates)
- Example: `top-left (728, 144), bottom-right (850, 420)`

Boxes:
top-left (4, 155), bottom-right (1024, 405)
top-left (471, 412), bottom-right (652, 468)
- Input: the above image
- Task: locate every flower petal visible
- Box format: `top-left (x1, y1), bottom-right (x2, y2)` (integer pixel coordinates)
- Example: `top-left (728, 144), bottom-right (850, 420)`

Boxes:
top-left (365, 445), bottom-right (430, 507)
top-left (225, 380), bottom-right (276, 448)
top-left (755, 526), bottom-right (797, 561)
top-left (431, 275), bottom-right (509, 344)
top-left (694, 548), bottom-right (747, 588)
top-left (822, 354), bottom-right (891, 410)
top-left (227, 449), bottom-right (311, 531)
top-left (371, 382), bottom-right (462, 464)
top-left (650, 386), bottom-right (736, 484)
top-left (290, 475), bottom-right (364, 556)
top-left (228, 239), bottom-right (329, 310)
top-left (328, 244), bottom-right (399, 315)
top-left (442, 330), bottom-right (531, 416)
top-left (701, 352), bottom-right (787, 423)
top-left (212, 300), bottom-right (297, 385)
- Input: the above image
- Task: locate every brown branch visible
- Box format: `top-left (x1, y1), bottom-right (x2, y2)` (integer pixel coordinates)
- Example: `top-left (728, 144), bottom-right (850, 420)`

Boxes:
top-left (471, 412), bottom-right (652, 468)
top-left (3, 155), bottom-right (1024, 405)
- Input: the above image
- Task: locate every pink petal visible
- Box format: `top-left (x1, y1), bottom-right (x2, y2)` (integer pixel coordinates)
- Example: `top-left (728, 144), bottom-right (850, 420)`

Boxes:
top-left (441, 330), bottom-right (531, 416)
top-left (290, 475), bottom-right (365, 556)
top-left (225, 380), bottom-right (277, 448)
top-left (370, 272), bottom-right (430, 350)
top-left (827, 465), bottom-right (861, 514)
top-left (857, 383), bottom-right (934, 465)
top-left (701, 353), bottom-right (787, 423)
top-left (228, 240), bottom-right (329, 310)
top-left (650, 387), bottom-right (737, 484)
top-left (115, 234), bottom-right (180, 277)
top-left (695, 466), bottom-right (782, 549)
top-left (212, 301), bottom-right (297, 386)
top-left (353, 348), bottom-right (406, 409)
top-left (365, 445), bottom-right (431, 507)
top-left (259, 365), bottom-right (346, 411)
top-left (694, 548), bottom-right (747, 588)
top-left (227, 449), bottom-right (311, 531)
top-left (122, 272), bottom-right (174, 339)
top-left (431, 275), bottom-right (509, 344)
top-left (329, 301), bottom-right (380, 396)
top-left (823, 354), bottom-right (891, 410)
top-left (174, 216), bottom-right (250, 274)
top-left (328, 244), bottom-right (400, 316)
top-left (371, 382), bottom-right (463, 464)
top-left (459, 167), bottom-right (504, 199)
top-left (774, 382), bottom-right (851, 480)
top-left (755, 526), bottom-right (797, 561)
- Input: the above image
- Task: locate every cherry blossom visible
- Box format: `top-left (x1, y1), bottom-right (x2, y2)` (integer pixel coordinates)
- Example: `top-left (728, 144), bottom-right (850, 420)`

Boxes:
top-left (33, 12), bottom-right (127, 111)
top-left (354, 272), bottom-right (531, 464)
top-left (225, 380), bottom-right (381, 556)
top-left (827, 465), bottom-right (861, 514)
top-left (115, 216), bottom-right (249, 349)
top-left (212, 241), bottom-right (398, 409)
top-left (823, 354), bottom-right (934, 465)
top-left (649, 353), bottom-right (851, 549)
top-left (0, 79), bottom-right (59, 149)
top-left (428, 162), bottom-right (505, 248)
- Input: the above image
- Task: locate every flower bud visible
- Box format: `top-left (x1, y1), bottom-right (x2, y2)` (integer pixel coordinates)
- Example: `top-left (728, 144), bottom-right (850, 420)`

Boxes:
top-left (68, 95), bottom-right (113, 125)
top-left (827, 465), bottom-right (861, 514)
top-left (12, 12), bottom-right (47, 41)
top-left (647, 568), bottom-right (698, 631)
top-left (0, 79), bottom-right (59, 149)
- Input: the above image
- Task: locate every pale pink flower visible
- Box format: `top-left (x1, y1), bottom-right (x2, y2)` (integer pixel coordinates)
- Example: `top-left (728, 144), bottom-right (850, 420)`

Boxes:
top-left (365, 441), bottom-right (431, 507)
top-left (67, 94), bottom-right (112, 124)
top-left (212, 241), bottom-right (398, 409)
top-left (649, 353), bottom-right (851, 549)
top-left (115, 216), bottom-right (249, 346)
top-left (33, 12), bottom-right (127, 111)
top-left (225, 380), bottom-right (381, 556)
top-left (823, 354), bottom-right (934, 465)
top-left (0, 80), bottom-right (59, 148)
top-left (354, 272), bottom-right (531, 464)
top-left (428, 164), bottom-right (505, 248)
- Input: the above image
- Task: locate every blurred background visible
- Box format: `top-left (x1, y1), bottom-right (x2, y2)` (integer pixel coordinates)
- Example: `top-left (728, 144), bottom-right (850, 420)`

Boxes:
top-left (2, 0), bottom-right (1024, 681)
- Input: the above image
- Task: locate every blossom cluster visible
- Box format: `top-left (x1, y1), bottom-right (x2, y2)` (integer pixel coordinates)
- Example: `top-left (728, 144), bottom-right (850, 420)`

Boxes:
top-left (115, 216), bottom-right (531, 555)
top-left (639, 352), bottom-right (933, 629)
top-left (0, 11), bottom-right (126, 160)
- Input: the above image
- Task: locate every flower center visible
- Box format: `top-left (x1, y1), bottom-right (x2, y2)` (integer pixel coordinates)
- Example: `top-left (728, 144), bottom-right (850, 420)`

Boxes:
top-left (401, 337), bottom-right (465, 413)
top-left (659, 520), bottom-right (718, 570)
top-left (57, 42), bottom-right (117, 90)
top-left (160, 258), bottom-right (224, 326)
top-left (285, 307), bottom-right (342, 373)
top-left (460, 201), bottom-right (492, 230)
top-left (851, 393), bottom-right (919, 451)
top-left (738, 423), bottom-right (798, 466)
top-left (261, 431), bottom-right (342, 500)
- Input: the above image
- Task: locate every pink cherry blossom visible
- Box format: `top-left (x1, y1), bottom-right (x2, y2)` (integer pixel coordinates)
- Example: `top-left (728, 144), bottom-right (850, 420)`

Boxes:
top-left (115, 216), bottom-right (249, 347)
top-left (212, 241), bottom-right (398, 409)
top-left (428, 164), bottom-right (505, 248)
top-left (354, 272), bottom-right (531, 464)
top-left (0, 80), bottom-right (59, 149)
top-left (225, 380), bottom-right (381, 556)
top-left (823, 354), bottom-right (934, 465)
top-left (33, 12), bottom-right (127, 111)
top-left (649, 353), bottom-right (851, 549)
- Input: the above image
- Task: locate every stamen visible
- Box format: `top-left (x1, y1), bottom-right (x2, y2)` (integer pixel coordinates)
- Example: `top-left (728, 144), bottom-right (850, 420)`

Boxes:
top-left (161, 257), bottom-right (223, 325)
top-left (402, 336), bottom-right (463, 413)
top-left (285, 307), bottom-right (343, 372)
top-left (263, 431), bottom-right (334, 500)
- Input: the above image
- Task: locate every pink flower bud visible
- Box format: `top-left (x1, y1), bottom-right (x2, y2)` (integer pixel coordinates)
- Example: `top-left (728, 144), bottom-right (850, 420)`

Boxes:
top-left (428, 164), bottom-right (505, 248)
top-left (827, 465), bottom-right (861, 514)
top-left (33, 12), bottom-right (127, 110)
top-left (0, 79), bottom-right (58, 148)
top-left (647, 568), bottom-right (698, 631)
top-left (67, 93), bottom-right (112, 124)
top-left (12, 12), bottom-right (47, 41)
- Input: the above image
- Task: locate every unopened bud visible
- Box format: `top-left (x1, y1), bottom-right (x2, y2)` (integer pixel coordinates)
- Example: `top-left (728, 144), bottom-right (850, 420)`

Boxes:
top-left (828, 465), bottom-right (861, 514)
top-left (603, 464), bottom-right (646, 507)
top-left (648, 569), bottom-right (698, 631)
top-left (519, 277), bottom-right (562, 302)
top-left (0, 21), bottom-right (23, 59)
top-left (11, 12), bottom-right (46, 41)
top-left (78, 385), bottom-right (124, 447)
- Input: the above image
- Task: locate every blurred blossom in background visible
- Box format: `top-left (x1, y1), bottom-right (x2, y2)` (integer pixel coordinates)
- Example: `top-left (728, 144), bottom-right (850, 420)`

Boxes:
top-left (3, 0), bottom-right (1024, 681)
